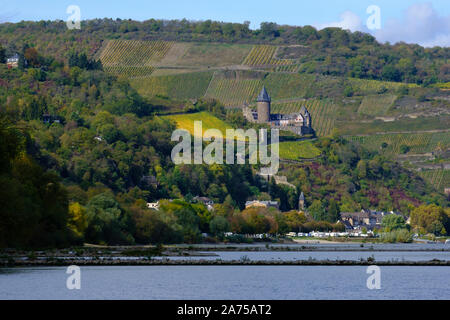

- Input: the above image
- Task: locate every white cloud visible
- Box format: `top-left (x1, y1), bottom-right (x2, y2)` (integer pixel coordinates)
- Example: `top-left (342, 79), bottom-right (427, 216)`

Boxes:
top-left (374, 3), bottom-right (450, 47)
top-left (315, 3), bottom-right (449, 48)
top-left (316, 11), bottom-right (365, 33)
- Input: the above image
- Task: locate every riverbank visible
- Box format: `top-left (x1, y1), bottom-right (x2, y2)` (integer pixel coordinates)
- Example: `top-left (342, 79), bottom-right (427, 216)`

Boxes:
top-left (2, 258), bottom-right (449, 267)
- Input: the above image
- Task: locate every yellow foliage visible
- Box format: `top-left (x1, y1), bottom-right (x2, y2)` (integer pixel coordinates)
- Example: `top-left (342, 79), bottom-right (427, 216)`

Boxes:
top-left (68, 202), bottom-right (88, 237)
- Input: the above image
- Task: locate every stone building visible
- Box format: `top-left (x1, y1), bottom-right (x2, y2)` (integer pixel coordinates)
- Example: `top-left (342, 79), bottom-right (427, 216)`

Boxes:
top-left (243, 87), bottom-right (314, 136)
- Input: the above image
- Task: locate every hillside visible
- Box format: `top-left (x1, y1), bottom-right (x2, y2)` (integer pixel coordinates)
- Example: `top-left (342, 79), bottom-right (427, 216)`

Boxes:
top-left (88, 38), bottom-right (449, 194)
top-left (0, 19), bottom-right (449, 246)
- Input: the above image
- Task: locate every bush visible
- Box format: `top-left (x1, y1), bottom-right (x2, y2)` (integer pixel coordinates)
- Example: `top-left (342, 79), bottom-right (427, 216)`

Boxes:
top-left (380, 229), bottom-right (413, 243)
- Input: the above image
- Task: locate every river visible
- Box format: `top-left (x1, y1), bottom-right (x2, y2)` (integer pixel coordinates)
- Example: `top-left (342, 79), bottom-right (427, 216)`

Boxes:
top-left (1, 265), bottom-right (449, 299)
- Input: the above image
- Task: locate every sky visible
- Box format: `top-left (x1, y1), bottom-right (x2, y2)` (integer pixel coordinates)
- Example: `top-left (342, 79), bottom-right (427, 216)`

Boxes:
top-left (0, 0), bottom-right (449, 47)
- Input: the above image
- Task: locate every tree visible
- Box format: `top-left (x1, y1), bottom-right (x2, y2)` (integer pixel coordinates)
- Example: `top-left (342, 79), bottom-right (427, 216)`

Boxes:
top-left (24, 47), bottom-right (39, 67)
top-left (382, 64), bottom-right (401, 82)
top-left (85, 192), bottom-right (135, 245)
top-left (309, 200), bottom-right (326, 221)
top-left (0, 45), bottom-right (5, 63)
top-left (343, 86), bottom-right (354, 97)
top-left (381, 214), bottom-right (406, 232)
top-left (0, 116), bottom-right (73, 248)
top-left (260, 22), bottom-right (280, 37)
top-left (399, 145), bottom-right (410, 154)
top-left (210, 216), bottom-right (230, 236)
top-left (327, 199), bottom-right (340, 222)
top-left (410, 204), bottom-right (449, 235)
top-left (68, 202), bottom-right (88, 237)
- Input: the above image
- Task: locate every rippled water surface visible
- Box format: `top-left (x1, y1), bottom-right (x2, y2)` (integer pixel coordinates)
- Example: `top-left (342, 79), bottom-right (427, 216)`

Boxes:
top-left (1, 265), bottom-right (449, 300)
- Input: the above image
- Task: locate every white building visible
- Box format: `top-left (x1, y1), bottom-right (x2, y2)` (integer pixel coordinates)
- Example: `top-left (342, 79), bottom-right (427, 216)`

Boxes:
top-left (146, 201), bottom-right (160, 210)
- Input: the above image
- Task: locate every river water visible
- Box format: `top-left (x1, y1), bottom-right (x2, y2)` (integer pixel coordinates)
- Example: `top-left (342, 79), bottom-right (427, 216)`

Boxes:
top-left (0, 265), bottom-right (449, 299)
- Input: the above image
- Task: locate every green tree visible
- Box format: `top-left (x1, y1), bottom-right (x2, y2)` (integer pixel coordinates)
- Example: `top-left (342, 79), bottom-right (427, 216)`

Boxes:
top-left (309, 200), bottom-right (326, 221)
top-left (210, 216), bottom-right (230, 236)
top-left (0, 45), bottom-right (5, 63)
top-left (410, 204), bottom-right (449, 235)
top-left (327, 199), bottom-right (340, 222)
top-left (85, 192), bottom-right (135, 245)
top-left (381, 214), bottom-right (406, 232)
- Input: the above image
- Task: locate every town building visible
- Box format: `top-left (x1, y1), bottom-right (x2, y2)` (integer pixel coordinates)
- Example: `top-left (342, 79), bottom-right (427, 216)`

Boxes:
top-left (146, 201), bottom-right (160, 210)
top-left (42, 114), bottom-right (61, 124)
top-left (245, 200), bottom-right (279, 209)
top-left (6, 54), bottom-right (19, 69)
top-left (340, 209), bottom-right (401, 231)
top-left (193, 196), bottom-right (214, 211)
top-left (243, 86), bottom-right (314, 136)
top-left (140, 175), bottom-right (158, 188)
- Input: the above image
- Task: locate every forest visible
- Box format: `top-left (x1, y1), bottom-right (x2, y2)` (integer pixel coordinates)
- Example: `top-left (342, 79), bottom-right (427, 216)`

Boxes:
top-left (0, 21), bottom-right (449, 248)
top-left (0, 19), bottom-right (448, 85)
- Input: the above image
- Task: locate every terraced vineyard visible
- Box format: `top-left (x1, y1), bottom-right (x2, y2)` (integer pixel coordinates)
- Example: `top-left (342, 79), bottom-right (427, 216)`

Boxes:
top-left (271, 99), bottom-right (338, 136)
top-left (419, 169), bottom-right (450, 192)
top-left (275, 64), bottom-right (301, 73)
top-left (100, 40), bottom-right (173, 65)
top-left (358, 94), bottom-right (398, 116)
top-left (243, 45), bottom-right (294, 66)
top-left (174, 43), bottom-right (252, 67)
top-left (263, 73), bottom-right (315, 100)
top-left (129, 71), bottom-right (214, 99)
top-left (103, 66), bottom-right (155, 78)
top-left (348, 78), bottom-right (417, 94)
top-left (348, 132), bottom-right (450, 155)
top-left (100, 40), bottom-right (173, 77)
top-left (205, 75), bottom-right (263, 106)
top-left (428, 132), bottom-right (450, 152)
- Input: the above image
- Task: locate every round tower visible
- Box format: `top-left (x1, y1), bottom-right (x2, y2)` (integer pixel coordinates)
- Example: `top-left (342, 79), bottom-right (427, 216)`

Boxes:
top-left (305, 109), bottom-right (311, 128)
top-left (257, 86), bottom-right (271, 123)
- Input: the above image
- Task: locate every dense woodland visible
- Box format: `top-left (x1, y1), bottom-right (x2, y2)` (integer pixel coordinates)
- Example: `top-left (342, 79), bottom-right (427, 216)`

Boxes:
top-left (0, 20), bottom-right (449, 248)
top-left (0, 19), bottom-right (449, 84)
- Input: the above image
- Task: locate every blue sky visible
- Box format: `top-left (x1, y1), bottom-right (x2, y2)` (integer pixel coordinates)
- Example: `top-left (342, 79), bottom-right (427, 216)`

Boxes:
top-left (0, 0), bottom-right (449, 46)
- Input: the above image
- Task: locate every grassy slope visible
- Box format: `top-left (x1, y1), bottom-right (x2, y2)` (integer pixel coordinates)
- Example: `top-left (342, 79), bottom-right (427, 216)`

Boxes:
top-left (162, 111), bottom-right (235, 138)
top-left (278, 140), bottom-right (322, 160)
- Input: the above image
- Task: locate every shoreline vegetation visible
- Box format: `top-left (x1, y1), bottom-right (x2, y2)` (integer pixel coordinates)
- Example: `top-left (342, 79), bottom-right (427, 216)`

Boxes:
top-left (1, 242), bottom-right (449, 267)
top-left (2, 259), bottom-right (449, 267)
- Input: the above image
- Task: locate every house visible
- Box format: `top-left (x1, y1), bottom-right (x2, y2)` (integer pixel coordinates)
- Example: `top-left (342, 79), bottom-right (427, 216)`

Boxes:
top-left (193, 196), bottom-right (214, 206)
top-left (146, 201), bottom-right (160, 210)
top-left (245, 200), bottom-right (279, 209)
top-left (340, 210), bottom-right (374, 230)
top-left (193, 196), bottom-right (214, 211)
top-left (338, 219), bottom-right (354, 231)
top-left (140, 175), bottom-right (158, 188)
top-left (6, 54), bottom-right (19, 68)
top-left (42, 114), bottom-right (61, 124)
top-left (340, 209), bottom-right (401, 231)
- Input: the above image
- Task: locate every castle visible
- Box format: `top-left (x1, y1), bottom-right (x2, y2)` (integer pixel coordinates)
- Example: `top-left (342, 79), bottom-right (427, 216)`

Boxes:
top-left (243, 87), bottom-right (314, 136)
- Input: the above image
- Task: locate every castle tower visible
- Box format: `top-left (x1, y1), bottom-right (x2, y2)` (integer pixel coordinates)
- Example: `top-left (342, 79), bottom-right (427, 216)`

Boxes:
top-left (298, 192), bottom-right (305, 211)
top-left (304, 109), bottom-right (311, 128)
top-left (257, 86), bottom-right (271, 123)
